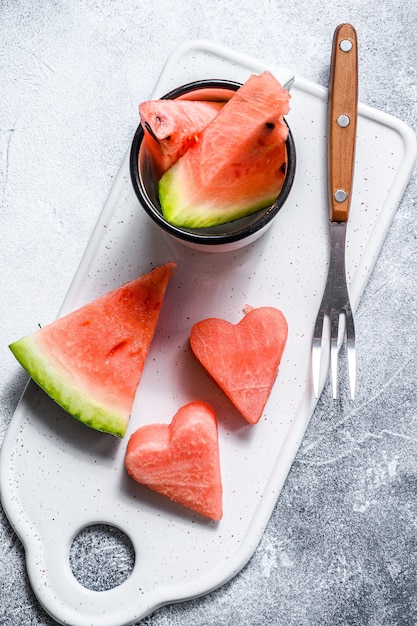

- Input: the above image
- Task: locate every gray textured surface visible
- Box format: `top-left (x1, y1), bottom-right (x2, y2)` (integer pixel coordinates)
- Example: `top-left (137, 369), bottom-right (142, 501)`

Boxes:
top-left (1, 1), bottom-right (417, 625)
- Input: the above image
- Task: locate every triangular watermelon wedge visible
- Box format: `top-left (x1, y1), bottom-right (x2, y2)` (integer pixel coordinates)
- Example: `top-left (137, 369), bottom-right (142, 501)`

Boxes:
top-left (9, 262), bottom-right (176, 437)
top-left (125, 401), bottom-right (222, 520)
top-left (140, 100), bottom-right (224, 178)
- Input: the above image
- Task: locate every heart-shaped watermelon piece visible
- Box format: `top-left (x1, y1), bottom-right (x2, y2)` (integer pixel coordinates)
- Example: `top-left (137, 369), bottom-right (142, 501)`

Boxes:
top-left (125, 401), bottom-right (222, 521)
top-left (190, 306), bottom-right (288, 425)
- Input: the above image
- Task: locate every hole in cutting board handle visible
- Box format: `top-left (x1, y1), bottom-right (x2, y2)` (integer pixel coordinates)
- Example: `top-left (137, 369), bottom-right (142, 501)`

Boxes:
top-left (69, 523), bottom-right (135, 591)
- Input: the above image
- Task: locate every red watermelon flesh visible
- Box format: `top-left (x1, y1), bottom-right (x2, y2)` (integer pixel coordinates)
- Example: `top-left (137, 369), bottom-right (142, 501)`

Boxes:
top-left (125, 401), bottom-right (222, 521)
top-left (9, 263), bottom-right (176, 437)
top-left (190, 306), bottom-right (288, 425)
top-left (140, 100), bottom-right (224, 178)
top-left (159, 71), bottom-right (291, 228)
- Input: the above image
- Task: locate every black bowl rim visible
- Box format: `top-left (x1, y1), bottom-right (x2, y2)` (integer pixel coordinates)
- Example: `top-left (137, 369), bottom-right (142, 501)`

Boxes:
top-left (129, 78), bottom-right (296, 245)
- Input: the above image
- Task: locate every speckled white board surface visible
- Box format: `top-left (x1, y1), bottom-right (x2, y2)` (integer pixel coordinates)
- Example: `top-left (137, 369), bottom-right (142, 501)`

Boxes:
top-left (0, 41), bottom-right (416, 626)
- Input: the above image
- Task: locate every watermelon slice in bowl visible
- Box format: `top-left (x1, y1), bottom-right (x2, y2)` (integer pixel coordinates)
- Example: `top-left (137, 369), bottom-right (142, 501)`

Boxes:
top-left (130, 74), bottom-right (296, 252)
top-left (139, 99), bottom-right (225, 178)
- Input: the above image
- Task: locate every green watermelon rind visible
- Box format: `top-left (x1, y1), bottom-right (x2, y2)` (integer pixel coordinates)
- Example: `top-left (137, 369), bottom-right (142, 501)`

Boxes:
top-left (159, 166), bottom-right (279, 229)
top-left (9, 335), bottom-right (127, 437)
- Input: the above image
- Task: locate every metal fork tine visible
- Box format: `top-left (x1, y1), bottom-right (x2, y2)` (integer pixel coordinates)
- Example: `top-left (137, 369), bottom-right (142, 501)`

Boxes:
top-left (345, 308), bottom-right (356, 399)
top-left (312, 309), bottom-right (325, 398)
top-left (330, 308), bottom-right (340, 399)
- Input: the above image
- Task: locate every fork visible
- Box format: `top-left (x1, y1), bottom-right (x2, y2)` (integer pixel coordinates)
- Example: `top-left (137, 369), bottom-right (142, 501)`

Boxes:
top-left (312, 23), bottom-right (358, 400)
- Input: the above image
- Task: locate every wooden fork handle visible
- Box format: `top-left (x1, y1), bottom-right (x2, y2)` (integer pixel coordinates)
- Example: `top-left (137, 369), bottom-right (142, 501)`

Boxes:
top-left (328, 23), bottom-right (358, 222)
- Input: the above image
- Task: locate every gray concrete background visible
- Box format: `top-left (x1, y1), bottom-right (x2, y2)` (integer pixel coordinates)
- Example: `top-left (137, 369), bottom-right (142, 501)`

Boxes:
top-left (1, 1), bottom-right (417, 624)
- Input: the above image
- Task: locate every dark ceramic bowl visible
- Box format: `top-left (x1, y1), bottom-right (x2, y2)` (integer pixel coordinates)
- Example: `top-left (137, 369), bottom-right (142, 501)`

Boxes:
top-left (130, 79), bottom-right (296, 252)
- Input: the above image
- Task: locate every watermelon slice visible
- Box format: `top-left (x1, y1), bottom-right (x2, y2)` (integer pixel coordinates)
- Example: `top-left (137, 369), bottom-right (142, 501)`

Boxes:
top-left (139, 100), bottom-right (223, 178)
top-left (158, 71), bottom-right (290, 228)
top-left (125, 401), bottom-right (222, 521)
top-left (9, 263), bottom-right (176, 437)
top-left (190, 306), bottom-right (288, 424)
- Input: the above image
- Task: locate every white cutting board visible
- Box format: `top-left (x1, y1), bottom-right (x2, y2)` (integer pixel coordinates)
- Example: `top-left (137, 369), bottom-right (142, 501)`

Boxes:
top-left (1, 40), bottom-right (416, 626)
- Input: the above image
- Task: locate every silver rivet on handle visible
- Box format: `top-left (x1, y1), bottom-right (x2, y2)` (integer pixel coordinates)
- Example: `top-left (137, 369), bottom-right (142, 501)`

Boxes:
top-left (340, 39), bottom-right (353, 52)
top-left (334, 189), bottom-right (348, 202)
top-left (337, 114), bottom-right (350, 127)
